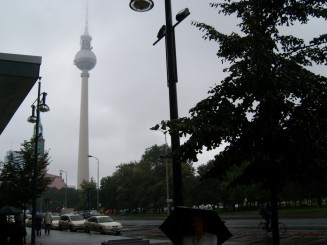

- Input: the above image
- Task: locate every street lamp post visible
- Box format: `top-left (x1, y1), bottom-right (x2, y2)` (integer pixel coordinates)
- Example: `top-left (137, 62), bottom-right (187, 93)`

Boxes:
top-left (130, 0), bottom-right (189, 207)
top-left (88, 155), bottom-right (99, 211)
top-left (59, 170), bottom-right (68, 208)
top-left (163, 131), bottom-right (170, 213)
top-left (151, 129), bottom-right (172, 212)
top-left (27, 78), bottom-right (50, 245)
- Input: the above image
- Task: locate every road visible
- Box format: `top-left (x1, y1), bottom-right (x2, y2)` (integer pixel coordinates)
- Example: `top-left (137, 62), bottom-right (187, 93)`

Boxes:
top-left (116, 216), bottom-right (327, 234)
top-left (26, 216), bottom-right (327, 245)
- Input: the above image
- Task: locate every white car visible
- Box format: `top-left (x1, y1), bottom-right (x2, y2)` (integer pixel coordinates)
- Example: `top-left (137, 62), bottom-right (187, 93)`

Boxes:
top-left (58, 214), bottom-right (85, 232)
top-left (51, 215), bottom-right (60, 230)
top-left (84, 215), bottom-right (122, 235)
top-left (25, 214), bottom-right (32, 227)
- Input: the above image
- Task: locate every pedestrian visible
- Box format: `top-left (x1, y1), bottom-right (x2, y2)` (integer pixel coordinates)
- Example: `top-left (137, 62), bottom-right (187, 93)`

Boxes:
top-left (0, 215), bottom-right (9, 245)
top-left (35, 214), bottom-right (43, 236)
top-left (44, 212), bottom-right (52, 235)
top-left (8, 215), bottom-right (26, 245)
top-left (182, 214), bottom-right (218, 245)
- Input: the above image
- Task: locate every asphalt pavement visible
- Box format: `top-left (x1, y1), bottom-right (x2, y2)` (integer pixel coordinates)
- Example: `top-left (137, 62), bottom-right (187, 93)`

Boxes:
top-left (225, 230), bottom-right (327, 244)
top-left (24, 228), bottom-right (327, 245)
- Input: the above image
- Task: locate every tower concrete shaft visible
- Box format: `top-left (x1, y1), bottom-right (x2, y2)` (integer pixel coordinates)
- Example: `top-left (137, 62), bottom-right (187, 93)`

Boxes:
top-left (77, 71), bottom-right (90, 188)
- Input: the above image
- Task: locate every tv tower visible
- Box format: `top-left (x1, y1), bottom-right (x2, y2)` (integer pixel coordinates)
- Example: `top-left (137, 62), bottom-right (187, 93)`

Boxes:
top-left (74, 5), bottom-right (96, 189)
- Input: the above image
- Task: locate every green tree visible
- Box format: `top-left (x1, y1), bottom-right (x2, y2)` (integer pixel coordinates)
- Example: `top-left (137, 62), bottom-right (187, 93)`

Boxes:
top-left (139, 144), bottom-right (171, 212)
top-left (111, 162), bottom-right (142, 212)
top-left (40, 187), bottom-right (81, 212)
top-left (103, 146), bottom-right (171, 213)
top-left (100, 175), bottom-right (119, 212)
top-left (100, 144), bottom-right (197, 213)
top-left (154, 1), bottom-right (326, 243)
top-left (0, 141), bottom-right (52, 209)
top-left (79, 180), bottom-right (97, 210)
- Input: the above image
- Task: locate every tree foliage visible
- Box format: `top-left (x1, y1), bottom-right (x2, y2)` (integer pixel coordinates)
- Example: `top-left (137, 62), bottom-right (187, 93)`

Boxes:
top-left (30, 144), bottom-right (326, 214)
top-left (0, 141), bottom-right (53, 208)
top-left (97, 144), bottom-right (326, 214)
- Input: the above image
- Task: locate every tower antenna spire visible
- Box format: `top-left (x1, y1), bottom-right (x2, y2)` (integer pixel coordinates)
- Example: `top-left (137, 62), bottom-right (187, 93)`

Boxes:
top-left (85, 1), bottom-right (89, 35)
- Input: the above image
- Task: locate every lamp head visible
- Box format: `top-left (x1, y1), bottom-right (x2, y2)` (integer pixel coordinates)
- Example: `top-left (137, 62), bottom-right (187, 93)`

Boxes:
top-left (27, 105), bottom-right (37, 123)
top-left (157, 25), bottom-right (166, 39)
top-left (176, 8), bottom-right (190, 22)
top-left (150, 124), bottom-right (159, 131)
top-left (39, 104), bottom-right (50, 112)
top-left (130, 0), bottom-right (154, 12)
top-left (39, 92), bottom-right (50, 112)
top-left (27, 116), bottom-right (37, 123)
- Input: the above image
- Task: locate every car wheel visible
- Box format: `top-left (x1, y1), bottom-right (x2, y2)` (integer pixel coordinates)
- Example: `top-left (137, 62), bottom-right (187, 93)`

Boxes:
top-left (99, 227), bottom-right (104, 234)
top-left (69, 225), bottom-right (75, 232)
top-left (116, 231), bottom-right (121, 235)
top-left (59, 225), bottom-right (62, 231)
top-left (85, 226), bottom-right (90, 233)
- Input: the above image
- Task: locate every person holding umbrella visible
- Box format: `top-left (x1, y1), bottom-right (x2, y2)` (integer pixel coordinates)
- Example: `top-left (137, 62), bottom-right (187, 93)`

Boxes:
top-left (160, 207), bottom-right (232, 245)
top-left (182, 213), bottom-right (217, 245)
top-left (0, 215), bottom-right (9, 244)
top-left (35, 213), bottom-right (43, 236)
top-left (8, 214), bottom-right (26, 245)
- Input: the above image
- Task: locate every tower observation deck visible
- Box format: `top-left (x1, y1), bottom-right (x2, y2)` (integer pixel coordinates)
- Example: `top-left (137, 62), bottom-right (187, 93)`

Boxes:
top-left (74, 18), bottom-right (97, 71)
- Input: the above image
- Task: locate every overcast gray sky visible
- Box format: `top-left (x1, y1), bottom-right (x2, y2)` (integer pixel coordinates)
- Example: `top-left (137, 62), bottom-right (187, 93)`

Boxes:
top-left (0, 1), bottom-right (325, 188)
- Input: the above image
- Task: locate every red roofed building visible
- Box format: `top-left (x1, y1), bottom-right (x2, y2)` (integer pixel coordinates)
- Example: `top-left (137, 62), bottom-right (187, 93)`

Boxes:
top-left (46, 173), bottom-right (66, 189)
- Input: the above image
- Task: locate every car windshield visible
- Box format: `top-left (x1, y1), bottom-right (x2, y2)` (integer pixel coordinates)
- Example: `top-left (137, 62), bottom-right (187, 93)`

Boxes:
top-left (98, 216), bottom-right (114, 223)
top-left (70, 215), bottom-right (83, 221)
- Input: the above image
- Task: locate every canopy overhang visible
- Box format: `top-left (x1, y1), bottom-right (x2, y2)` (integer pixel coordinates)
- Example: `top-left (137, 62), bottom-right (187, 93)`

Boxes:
top-left (0, 52), bottom-right (42, 135)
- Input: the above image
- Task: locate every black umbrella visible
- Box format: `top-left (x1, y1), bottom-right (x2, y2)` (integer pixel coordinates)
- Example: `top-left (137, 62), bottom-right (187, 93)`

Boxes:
top-left (160, 207), bottom-right (232, 245)
top-left (0, 206), bottom-right (21, 215)
top-left (36, 212), bottom-right (43, 218)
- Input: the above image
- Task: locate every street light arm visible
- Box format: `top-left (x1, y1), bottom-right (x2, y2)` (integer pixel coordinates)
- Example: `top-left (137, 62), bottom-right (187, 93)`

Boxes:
top-left (59, 170), bottom-right (68, 208)
top-left (88, 155), bottom-right (99, 162)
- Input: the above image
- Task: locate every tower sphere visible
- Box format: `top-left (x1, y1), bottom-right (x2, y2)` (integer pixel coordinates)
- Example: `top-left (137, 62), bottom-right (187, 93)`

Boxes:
top-left (74, 49), bottom-right (97, 71)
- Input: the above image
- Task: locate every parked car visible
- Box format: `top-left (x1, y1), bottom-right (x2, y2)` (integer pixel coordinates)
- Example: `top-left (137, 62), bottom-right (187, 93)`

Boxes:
top-left (51, 215), bottom-right (60, 230)
top-left (80, 210), bottom-right (100, 219)
top-left (25, 213), bottom-right (43, 227)
top-left (58, 214), bottom-right (84, 232)
top-left (84, 215), bottom-right (122, 235)
top-left (25, 214), bottom-right (32, 227)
